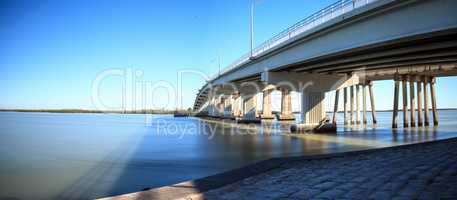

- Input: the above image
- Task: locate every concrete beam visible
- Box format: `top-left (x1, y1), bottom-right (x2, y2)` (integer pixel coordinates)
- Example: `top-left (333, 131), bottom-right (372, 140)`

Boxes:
top-left (261, 71), bottom-right (360, 93)
top-left (314, 50), bottom-right (457, 73)
top-left (332, 58), bottom-right (457, 74)
top-left (293, 41), bottom-right (457, 72)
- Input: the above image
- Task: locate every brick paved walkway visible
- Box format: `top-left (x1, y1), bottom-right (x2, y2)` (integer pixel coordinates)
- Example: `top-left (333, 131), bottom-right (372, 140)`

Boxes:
top-left (187, 139), bottom-right (457, 200)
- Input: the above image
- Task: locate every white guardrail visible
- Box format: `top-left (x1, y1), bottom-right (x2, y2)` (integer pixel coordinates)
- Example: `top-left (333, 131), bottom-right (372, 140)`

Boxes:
top-left (208, 0), bottom-right (378, 81)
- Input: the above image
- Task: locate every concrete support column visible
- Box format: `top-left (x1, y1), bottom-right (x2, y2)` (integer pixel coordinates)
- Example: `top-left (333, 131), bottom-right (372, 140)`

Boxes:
top-left (231, 93), bottom-right (239, 118)
top-left (212, 96), bottom-right (218, 116)
top-left (392, 78), bottom-right (400, 128)
top-left (368, 81), bottom-right (377, 124)
top-left (261, 89), bottom-right (274, 119)
top-left (362, 84), bottom-right (367, 124)
top-left (239, 95), bottom-right (243, 118)
top-left (241, 95), bottom-right (247, 118)
top-left (332, 89), bottom-right (340, 125)
top-left (356, 85), bottom-right (360, 124)
top-left (291, 91), bottom-right (332, 133)
top-left (301, 91), bottom-right (326, 125)
top-left (230, 95), bottom-right (235, 117)
top-left (242, 94), bottom-right (258, 120)
top-left (239, 95), bottom-right (245, 117)
top-left (207, 97), bottom-right (212, 117)
top-left (218, 96), bottom-right (225, 117)
top-left (417, 79), bottom-right (423, 126)
top-left (254, 93), bottom-right (260, 118)
top-left (279, 88), bottom-right (295, 120)
top-left (350, 85), bottom-right (354, 125)
top-left (423, 76), bottom-right (430, 126)
top-left (430, 77), bottom-right (438, 126)
top-left (210, 95), bottom-right (216, 117)
top-left (223, 96), bottom-right (230, 117)
top-left (409, 75), bottom-right (416, 127)
top-left (402, 76), bottom-right (409, 128)
top-left (344, 87), bottom-right (349, 125)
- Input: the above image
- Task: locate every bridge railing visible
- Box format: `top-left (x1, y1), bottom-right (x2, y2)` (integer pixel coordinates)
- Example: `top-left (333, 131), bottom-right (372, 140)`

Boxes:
top-left (209, 0), bottom-right (378, 82)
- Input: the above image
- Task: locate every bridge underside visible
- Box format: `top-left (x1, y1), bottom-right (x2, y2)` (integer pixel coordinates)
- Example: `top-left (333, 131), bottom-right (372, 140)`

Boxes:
top-left (194, 29), bottom-right (457, 132)
top-left (217, 28), bottom-right (457, 83)
top-left (282, 28), bottom-right (457, 79)
top-left (193, 0), bottom-right (457, 132)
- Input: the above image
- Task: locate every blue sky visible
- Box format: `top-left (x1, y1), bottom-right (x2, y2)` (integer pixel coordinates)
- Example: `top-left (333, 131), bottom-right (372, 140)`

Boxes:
top-left (1, 0), bottom-right (456, 110)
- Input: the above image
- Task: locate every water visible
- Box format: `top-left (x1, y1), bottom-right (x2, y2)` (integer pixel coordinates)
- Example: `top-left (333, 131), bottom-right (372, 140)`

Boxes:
top-left (0, 111), bottom-right (456, 200)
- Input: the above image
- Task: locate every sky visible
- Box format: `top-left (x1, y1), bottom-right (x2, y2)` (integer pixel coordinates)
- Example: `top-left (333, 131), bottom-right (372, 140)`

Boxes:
top-left (1, 0), bottom-right (456, 111)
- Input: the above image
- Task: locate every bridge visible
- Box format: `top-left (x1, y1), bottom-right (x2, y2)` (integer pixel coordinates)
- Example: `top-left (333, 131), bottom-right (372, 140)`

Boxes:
top-left (193, 0), bottom-right (457, 132)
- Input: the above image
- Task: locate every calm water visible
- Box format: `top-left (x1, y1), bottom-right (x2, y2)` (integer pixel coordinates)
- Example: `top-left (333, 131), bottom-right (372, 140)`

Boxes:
top-left (1, 111), bottom-right (457, 200)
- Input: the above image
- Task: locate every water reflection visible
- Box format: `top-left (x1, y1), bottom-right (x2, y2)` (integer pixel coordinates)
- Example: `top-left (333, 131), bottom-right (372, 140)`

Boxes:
top-left (0, 111), bottom-right (456, 200)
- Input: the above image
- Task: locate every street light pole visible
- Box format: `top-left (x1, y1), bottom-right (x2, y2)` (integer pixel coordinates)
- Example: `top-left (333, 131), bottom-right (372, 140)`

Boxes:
top-left (250, 0), bottom-right (254, 59)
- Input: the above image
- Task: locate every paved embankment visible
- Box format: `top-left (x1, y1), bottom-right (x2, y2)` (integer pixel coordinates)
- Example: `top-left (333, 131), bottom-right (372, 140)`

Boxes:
top-left (185, 138), bottom-right (457, 200)
top-left (100, 138), bottom-right (457, 200)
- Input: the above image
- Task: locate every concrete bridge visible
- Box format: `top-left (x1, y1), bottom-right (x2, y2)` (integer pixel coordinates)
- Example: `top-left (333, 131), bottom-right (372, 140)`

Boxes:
top-left (193, 0), bottom-right (457, 132)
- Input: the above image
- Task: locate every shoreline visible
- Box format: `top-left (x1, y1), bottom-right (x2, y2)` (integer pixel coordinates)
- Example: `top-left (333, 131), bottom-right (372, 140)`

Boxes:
top-left (0, 109), bottom-right (192, 115)
top-left (98, 136), bottom-right (457, 200)
top-left (1, 108), bottom-right (457, 115)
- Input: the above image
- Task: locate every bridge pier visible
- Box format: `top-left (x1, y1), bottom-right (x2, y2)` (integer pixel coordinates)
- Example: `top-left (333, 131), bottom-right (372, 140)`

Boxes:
top-left (238, 95), bottom-right (250, 121)
top-left (215, 95), bottom-right (224, 117)
top-left (368, 81), bottom-right (377, 124)
top-left (332, 89), bottom-right (340, 126)
top-left (241, 93), bottom-right (259, 120)
top-left (356, 85), bottom-right (360, 124)
top-left (232, 92), bottom-right (242, 119)
top-left (430, 77), bottom-right (438, 126)
top-left (302, 92), bottom-right (326, 125)
top-left (209, 95), bottom-right (218, 117)
top-left (362, 84), bottom-right (367, 124)
top-left (402, 75), bottom-right (409, 128)
top-left (215, 96), bottom-right (223, 117)
top-left (423, 76), bottom-right (430, 127)
top-left (279, 88), bottom-right (295, 121)
top-left (409, 76), bottom-right (416, 127)
top-left (241, 95), bottom-right (247, 118)
top-left (417, 77), bottom-right (423, 127)
top-left (223, 94), bottom-right (235, 119)
top-left (350, 85), bottom-right (354, 125)
top-left (344, 87), bottom-right (349, 125)
top-left (223, 96), bottom-right (229, 118)
top-left (207, 96), bottom-right (213, 117)
top-left (291, 91), bottom-right (334, 133)
top-left (261, 88), bottom-right (275, 120)
top-left (392, 77), bottom-right (400, 129)
top-left (388, 75), bottom-right (439, 129)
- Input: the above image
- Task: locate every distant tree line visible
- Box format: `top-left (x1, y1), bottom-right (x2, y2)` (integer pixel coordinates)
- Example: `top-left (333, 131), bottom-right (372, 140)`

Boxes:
top-left (0, 108), bottom-right (194, 114)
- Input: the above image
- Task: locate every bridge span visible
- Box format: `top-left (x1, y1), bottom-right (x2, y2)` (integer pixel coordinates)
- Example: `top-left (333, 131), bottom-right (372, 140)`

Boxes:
top-left (193, 0), bottom-right (457, 132)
